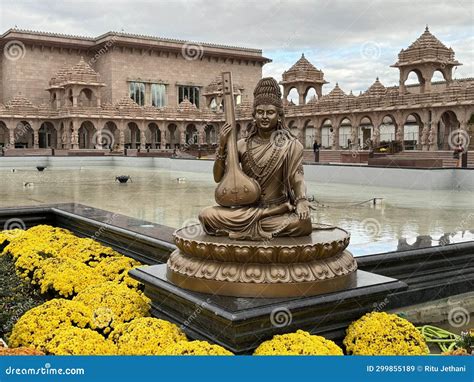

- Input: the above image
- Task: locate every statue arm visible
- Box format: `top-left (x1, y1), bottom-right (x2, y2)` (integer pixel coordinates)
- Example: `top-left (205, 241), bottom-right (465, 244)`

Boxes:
top-left (213, 146), bottom-right (226, 182)
top-left (289, 141), bottom-right (310, 219)
top-left (213, 123), bottom-right (234, 183)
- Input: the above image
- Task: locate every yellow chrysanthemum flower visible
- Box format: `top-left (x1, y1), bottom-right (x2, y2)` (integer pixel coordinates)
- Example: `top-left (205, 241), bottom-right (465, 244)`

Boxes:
top-left (73, 282), bottom-right (149, 334)
top-left (45, 327), bottom-right (117, 355)
top-left (163, 340), bottom-right (233, 355)
top-left (109, 317), bottom-right (186, 355)
top-left (254, 330), bottom-right (343, 355)
top-left (9, 299), bottom-right (92, 351)
top-left (344, 312), bottom-right (430, 355)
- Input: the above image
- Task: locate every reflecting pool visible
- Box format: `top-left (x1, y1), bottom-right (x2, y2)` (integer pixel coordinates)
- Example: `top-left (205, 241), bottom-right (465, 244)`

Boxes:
top-left (1, 166), bottom-right (473, 256)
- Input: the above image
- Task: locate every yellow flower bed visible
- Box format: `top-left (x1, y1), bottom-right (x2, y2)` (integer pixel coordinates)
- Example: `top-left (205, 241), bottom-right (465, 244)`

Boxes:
top-left (95, 256), bottom-right (142, 289)
top-left (32, 257), bottom-right (107, 297)
top-left (254, 330), bottom-right (343, 355)
top-left (57, 237), bottom-right (119, 265)
top-left (73, 282), bottom-right (150, 334)
top-left (1, 225), bottom-right (142, 296)
top-left (344, 312), bottom-right (429, 355)
top-left (45, 327), bottom-right (117, 355)
top-left (9, 299), bottom-right (92, 351)
top-left (109, 317), bottom-right (187, 355)
top-left (163, 340), bottom-right (233, 355)
top-left (3, 225), bottom-right (430, 356)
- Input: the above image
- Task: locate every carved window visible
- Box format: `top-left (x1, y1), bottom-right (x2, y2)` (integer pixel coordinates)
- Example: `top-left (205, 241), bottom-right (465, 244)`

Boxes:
top-left (151, 84), bottom-right (166, 107)
top-left (178, 86), bottom-right (200, 108)
top-left (129, 82), bottom-right (145, 106)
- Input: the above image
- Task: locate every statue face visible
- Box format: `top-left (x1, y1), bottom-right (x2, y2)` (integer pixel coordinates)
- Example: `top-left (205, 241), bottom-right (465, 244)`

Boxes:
top-left (254, 105), bottom-right (278, 132)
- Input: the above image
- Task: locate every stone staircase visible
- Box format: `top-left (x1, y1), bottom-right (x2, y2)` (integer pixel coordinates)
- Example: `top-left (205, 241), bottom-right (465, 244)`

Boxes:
top-left (391, 150), bottom-right (474, 168)
top-left (303, 149), bottom-right (343, 163)
top-left (304, 149), bottom-right (474, 168)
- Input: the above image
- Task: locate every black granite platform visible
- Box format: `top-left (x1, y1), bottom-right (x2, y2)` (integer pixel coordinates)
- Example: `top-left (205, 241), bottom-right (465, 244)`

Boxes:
top-left (130, 265), bottom-right (407, 354)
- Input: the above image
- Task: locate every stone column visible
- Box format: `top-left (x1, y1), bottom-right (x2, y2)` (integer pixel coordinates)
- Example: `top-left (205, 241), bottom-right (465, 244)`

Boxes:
top-left (71, 120), bottom-right (79, 149)
top-left (349, 126), bottom-right (357, 150)
top-left (332, 122), bottom-right (340, 150)
top-left (298, 86), bottom-right (305, 106)
top-left (428, 121), bottom-right (438, 151)
top-left (395, 117), bottom-right (405, 151)
top-left (54, 91), bottom-right (61, 109)
top-left (72, 88), bottom-right (79, 108)
top-left (159, 127), bottom-right (166, 149)
top-left (33, 130), bottom-right (39, 149)
top-left (8, 126), bottom-right (15, 149)
top-left (420, 121), bottom-right (429, 151)
top-left (372, 124), bottom-right (381, 147)
top-left (179, 123), bottom-right (186, 147)
top-left (95, 129), bottom-right (103, 149)
top-left (140, 130), bottom-right (146, 150)
top-left (95, 90), bottom-right (101, 108)
top-left (282, 87), bottom-right (289, 106)
top-left (117, 121), bottom-right (125, 151)
top-left (197, 125), bottom-right (205, 145)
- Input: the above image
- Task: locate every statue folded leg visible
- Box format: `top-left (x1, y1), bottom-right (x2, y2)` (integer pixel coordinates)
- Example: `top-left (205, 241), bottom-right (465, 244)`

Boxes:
top-left (199, 205), bottom-right (312, 241)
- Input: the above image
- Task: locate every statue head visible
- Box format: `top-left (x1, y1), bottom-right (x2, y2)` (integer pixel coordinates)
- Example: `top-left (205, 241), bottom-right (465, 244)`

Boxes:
top-left (249, 77), bottom-right (287, 137)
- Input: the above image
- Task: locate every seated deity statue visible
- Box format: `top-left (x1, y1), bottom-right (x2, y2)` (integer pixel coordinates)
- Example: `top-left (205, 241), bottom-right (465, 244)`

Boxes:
top-left (199, 77), bottom-right (313, 241)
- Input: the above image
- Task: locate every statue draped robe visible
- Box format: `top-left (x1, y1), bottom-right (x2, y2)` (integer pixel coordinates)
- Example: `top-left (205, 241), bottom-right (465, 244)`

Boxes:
top-left (199, 134), bottom-right (312, 241)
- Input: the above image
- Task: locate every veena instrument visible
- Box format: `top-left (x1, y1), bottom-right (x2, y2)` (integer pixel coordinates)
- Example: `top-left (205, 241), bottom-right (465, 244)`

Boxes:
top-left (214, 72), bottom-right (261, 207)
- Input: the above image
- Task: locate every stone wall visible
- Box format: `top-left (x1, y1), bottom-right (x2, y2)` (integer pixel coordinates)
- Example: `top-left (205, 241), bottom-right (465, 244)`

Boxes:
top-left (103, 47), bottom-right (262, 106)
top-left (1, 44), bottom-right (89, 104)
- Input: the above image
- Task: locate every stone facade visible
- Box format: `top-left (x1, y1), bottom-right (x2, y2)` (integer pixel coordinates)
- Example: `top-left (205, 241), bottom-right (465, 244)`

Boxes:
top-left (281, 27), bottom-right (474, 153)
top-left (0, 26), bottom-right (472, 157)
top-left (0, 29), bottom-right (268, 150)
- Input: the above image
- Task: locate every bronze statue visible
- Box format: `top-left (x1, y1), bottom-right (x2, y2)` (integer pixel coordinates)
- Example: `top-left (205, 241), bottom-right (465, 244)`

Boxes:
top-left (167, 72), bottom-right (357, 298)
top-left (200, 76), bottom-right (312, 241)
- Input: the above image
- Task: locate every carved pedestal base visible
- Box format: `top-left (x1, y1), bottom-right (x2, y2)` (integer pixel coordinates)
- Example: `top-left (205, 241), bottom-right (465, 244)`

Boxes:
top-left (168, 249), bottom-right (357, 297)
top-left (167, 224), bottom-right (358, 298)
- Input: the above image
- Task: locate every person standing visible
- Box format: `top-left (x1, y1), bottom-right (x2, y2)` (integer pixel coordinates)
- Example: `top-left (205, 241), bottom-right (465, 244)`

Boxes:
top-left (313, 140), bottom-right (320, 162)
top-left (453, 143), bottom-right (464, 168)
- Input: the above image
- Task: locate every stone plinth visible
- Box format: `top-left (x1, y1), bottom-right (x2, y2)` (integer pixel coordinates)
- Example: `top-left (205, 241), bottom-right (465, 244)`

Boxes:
top-left (130, 265), bottom-right (407, 354)
top-left (167, 224), bottom-right (357, 298)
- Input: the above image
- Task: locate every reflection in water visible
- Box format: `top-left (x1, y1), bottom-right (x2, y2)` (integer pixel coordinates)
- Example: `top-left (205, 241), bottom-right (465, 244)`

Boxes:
top-left (1, 167), bottom-right (473, 257)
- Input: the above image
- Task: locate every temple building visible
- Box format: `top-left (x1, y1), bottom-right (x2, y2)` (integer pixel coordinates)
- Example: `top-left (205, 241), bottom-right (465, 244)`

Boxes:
top-left (0, 28), bottom-right (268, 152)
top-left (0, 26), bottom-right (473, 166)
top-left (281, 27), bottom-right (474, 166)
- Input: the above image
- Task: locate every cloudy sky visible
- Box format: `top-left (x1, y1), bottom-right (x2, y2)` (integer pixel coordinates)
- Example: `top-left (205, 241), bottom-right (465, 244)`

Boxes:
top-left (0, 0), bottom-right (472, 94)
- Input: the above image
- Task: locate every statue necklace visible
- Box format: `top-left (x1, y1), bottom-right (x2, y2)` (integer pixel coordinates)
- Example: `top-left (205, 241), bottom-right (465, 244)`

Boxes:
top-left (246, 134), bottom-right (280, 180)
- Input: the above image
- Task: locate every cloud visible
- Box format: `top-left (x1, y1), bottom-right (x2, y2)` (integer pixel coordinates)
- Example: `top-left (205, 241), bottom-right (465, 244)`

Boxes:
top-left (0, 0), bottom-right (472, 92)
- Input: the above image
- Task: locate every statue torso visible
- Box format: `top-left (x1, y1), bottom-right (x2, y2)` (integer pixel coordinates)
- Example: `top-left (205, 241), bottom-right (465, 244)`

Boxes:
top-left (238, 136), bottom-right (288, 206)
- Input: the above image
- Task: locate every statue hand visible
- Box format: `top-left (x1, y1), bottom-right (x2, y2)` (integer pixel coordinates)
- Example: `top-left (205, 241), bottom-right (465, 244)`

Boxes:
top-left (295, 199), bottom-right (310, 220)
top-left (219, 123), bottom-right (232, 148)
